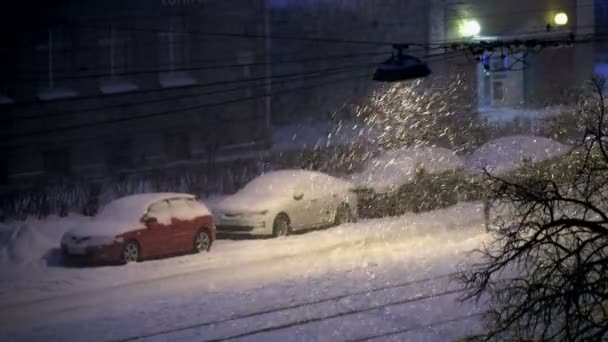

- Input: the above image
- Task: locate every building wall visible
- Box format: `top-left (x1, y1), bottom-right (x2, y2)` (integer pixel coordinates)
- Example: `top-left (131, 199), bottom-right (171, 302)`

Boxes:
top-left (434, 0), bottom-right (595, 122)
top-left (269, 0), bottom-right (431, 124)
top-left (0, 0), bottom-right (270, 188)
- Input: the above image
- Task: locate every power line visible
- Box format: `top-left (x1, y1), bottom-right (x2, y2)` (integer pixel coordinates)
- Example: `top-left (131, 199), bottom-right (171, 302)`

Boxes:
top-left (2, 62), bottom-right (378, 123)
top-left (12, 50), bottom-right (391, 83)
top-left (3, 60), bottom-right (386, 109)
top-left (1, 72), bottom-right (373, 150)
top-left (2, 48), bottom-right (462, 135)
top-left (0, 48), bottom-right (468, 150)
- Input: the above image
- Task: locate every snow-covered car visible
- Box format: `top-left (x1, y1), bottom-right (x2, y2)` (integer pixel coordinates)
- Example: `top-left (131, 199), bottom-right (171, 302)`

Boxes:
top-left (61, 193), bottom-right (215, 264)
top-left (466, 135), bottom-right (569, 175)
top-left (350, 146), bottom-right (465, 217)
top-left (214, 170), bottom-right (358, 237)
top-left (351, 146), bottom-right (465, 193)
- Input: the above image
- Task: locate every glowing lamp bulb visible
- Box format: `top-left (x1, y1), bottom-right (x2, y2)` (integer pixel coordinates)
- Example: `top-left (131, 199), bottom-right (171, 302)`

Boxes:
top-left (554, 12), bottom-right (568, 26)
top-left (460, 20), bottom-right (481, 37)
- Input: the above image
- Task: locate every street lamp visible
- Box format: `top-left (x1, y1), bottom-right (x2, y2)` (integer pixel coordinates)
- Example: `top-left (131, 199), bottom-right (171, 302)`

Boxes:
top-left (460, 19), bottom-right (481, 37)
top-left (373, 45), bottom-right (431, 82)
top-left (554, 12), bottom-right (568, 26)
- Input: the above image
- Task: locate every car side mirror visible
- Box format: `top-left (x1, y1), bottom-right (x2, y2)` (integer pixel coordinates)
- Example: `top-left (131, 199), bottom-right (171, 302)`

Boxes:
top-left (144, 216), bottom-right (158, 226)
top-left (293, 193), bottom-right (304, 201)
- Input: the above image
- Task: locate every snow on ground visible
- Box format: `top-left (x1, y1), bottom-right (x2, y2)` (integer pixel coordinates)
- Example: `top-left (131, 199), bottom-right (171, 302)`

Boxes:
top-left (0, 202), bottom-right (489, 341)
top-left (466, 135), bottom-right (570, 174)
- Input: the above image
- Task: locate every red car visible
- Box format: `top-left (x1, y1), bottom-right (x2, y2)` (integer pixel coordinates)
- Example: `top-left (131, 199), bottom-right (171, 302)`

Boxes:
top-left (61, 193), bottom-right (215, 265)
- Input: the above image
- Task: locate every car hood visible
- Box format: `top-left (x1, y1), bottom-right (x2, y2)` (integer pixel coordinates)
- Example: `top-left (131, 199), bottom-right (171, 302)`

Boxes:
top-left (216, 193), bottom-right (291, 214)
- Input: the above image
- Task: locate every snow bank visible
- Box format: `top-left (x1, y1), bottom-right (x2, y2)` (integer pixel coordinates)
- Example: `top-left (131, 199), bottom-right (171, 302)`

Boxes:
top-left (0, 214), bottom-right (89, 265)
top-left (466, 135), bottom-right (569, 174)
top-left (350, 146), bottom-right (464, 193)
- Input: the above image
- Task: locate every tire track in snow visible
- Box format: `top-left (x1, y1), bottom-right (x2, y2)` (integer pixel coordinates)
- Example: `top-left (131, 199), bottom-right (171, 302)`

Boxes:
top-left (203, 288), bottom-right (468, 342)
top-left (112, 271), bottom-right (464, 342)
top-left (346, 311), bottom-right (487, 342)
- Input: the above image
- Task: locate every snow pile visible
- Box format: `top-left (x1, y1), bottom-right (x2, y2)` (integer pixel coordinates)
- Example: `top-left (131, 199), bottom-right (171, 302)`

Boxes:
top-left (0, 215), bottom-right (88, 265)
top-left (466, 135), bottom-right (570, 174)
top-left (350, 146), bottom-right (464, 193)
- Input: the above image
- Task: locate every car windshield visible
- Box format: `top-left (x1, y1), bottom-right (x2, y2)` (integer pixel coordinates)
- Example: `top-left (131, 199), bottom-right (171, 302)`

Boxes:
top-left (95, 199), bottom-right (142, 223)
top-left (240, 173), bottom-right (301, 196)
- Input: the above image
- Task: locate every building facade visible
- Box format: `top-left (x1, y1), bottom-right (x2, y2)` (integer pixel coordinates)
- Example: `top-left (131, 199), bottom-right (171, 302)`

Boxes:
top-left (269, 0), bottom-right (432, 123)
top-left (0, 0), bottom-right (271, 193)
top-left (432, 0), bottom-right (595, 124)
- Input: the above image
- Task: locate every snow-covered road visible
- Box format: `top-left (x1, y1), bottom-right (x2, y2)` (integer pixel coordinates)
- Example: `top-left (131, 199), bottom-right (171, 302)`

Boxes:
top-left (0, 203), bottom-right (488, 341)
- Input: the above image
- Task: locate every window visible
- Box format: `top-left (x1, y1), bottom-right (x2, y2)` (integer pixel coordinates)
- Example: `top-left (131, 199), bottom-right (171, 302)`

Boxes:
top-left (168, 198), bottom-right (197, 220)
top-left (146, 200), bottom-right (172, 225)
top-left (36, 28), bottom-right (78, 100)
top-left (158, 16), bottom-right (196, 88)
top-left (98, 26), bottom-right (138, 94)
top-left (165, 132), bottom-right (191, 161)
top-left (43, 148), bottom-right (71, 178)
top-left (98, 26), bottom-right (132, 76)
top-left (492, 81), bottom-right (504, 102)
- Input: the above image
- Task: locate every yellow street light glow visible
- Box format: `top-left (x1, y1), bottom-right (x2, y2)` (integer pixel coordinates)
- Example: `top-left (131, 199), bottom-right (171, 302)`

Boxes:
top-left (460, 19), bottom-right (481, 37)
top-left (554, 12), bottom-right (568, 26)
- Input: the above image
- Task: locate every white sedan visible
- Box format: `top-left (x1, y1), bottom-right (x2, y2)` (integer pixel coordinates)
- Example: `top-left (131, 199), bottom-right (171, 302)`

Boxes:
top-left (214, 170), bottom-right (358, 237)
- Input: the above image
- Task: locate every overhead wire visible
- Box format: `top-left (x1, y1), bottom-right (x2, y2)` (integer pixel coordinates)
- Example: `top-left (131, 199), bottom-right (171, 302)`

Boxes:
top-left (1, 49), bottom-right (466, 150)
top-left (3, 62), bottom-right (381, 123)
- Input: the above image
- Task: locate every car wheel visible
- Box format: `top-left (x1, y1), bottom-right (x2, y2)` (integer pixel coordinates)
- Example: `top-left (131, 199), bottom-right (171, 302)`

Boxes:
top-left (122, 240), bottom-right (140, 264)
top-left (194, 229), bottom-right (212, 253)
top-left (273, 214), bottom-right (290, 237)
top-left (335, 203), bottom-right (353, 225)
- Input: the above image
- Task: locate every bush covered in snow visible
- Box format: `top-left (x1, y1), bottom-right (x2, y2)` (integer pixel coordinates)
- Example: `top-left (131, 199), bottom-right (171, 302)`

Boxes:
top-left (0, 160), bottom-right (267, 221)
top-left (357, 168), bottom-right (484, 218)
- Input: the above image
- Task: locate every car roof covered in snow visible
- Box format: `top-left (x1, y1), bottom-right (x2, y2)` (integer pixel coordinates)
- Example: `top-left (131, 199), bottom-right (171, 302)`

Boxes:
top-left (241, 169), bottom-right (352, 195)
top-left (97, 193), bottom-right (196, 221)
